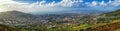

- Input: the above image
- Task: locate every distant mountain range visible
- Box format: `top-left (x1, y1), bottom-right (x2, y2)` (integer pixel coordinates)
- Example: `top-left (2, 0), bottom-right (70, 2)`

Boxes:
top-left (30, 10), bottom-right (107, 15)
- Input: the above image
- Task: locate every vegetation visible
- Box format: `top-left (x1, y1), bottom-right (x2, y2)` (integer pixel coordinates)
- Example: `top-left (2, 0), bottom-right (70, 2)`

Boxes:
top-left (104, 9), bottom-right (120, 16)
top-left (0, 9), bottom-right (120, 31)
top-left (0, 24), bottom-right (19, 31)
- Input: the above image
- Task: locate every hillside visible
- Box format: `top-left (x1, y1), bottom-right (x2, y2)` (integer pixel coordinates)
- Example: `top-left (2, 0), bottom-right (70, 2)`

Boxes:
top-left (83, 20), bottom-right (120, 31)
top-left (0, 11), bottom-right (38, 24)
top-left (0, 24), bottom-right (20, 31)
top-left (0, 11), bottom-right (37, 20)
top-left (81, 9), bottom-right (120, 31)
top-left (104, 9), bottom-right (120, 16)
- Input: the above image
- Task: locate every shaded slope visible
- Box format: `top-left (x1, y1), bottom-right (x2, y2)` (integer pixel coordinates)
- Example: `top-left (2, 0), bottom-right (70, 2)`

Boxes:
top-left (0, 24), bottom-right (20, 31)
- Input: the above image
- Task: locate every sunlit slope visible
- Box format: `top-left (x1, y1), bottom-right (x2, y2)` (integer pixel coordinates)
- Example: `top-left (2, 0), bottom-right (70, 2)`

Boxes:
top-left (80, 9), bottom-right (120, 31)
top-left (84, 20), bottom-right (120, 31)
top-left (104, 9), bottom-right (120, 16)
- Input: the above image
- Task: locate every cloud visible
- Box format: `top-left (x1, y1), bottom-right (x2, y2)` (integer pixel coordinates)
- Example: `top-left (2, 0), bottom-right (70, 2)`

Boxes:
top-left (59, 0), bottom-right (83, 7)
top-left (99, 1), bottom-right (107, 6)
top-left (0, 0), bottom-right (21, 11)
top-left (91, 1), bottom-right (98, 6)
top-left (0, 0), bottom-right (120, 14)
top-left (108, 0), bottom-right (112, 3)
top-left (88, 0), bottom-right (109, 7)
top-left (86, 0), bottom-right (119, 7)
top-left (0, 0), bottom-right (84, 13)
top-left (110, 0), bottom-right (120, 6)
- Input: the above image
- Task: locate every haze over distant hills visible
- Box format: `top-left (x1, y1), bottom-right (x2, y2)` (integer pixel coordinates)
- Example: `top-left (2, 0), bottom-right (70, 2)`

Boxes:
top-left (27, 10), bottom-right (107, 15)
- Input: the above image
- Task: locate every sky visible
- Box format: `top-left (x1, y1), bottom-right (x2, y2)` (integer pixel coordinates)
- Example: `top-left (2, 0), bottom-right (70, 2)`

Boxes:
top-left (0, 0), bottom-right (120, 14)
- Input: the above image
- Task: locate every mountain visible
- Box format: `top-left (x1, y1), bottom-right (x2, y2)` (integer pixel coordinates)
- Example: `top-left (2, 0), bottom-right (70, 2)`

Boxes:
top-left (0, 11), bottom-right (35, 21)
top-left (0, 11), bottom-right (39, 25)
top-left (0, 11), bottom-right (37, 19)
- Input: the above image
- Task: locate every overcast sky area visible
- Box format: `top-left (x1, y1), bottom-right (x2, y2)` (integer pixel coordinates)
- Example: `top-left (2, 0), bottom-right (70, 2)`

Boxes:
top-left (0, 0), bottom-right (120, 14)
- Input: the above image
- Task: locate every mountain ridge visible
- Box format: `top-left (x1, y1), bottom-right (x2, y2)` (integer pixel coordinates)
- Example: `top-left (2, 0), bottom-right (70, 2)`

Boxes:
top-left (104, 9), bottom-right (120, 16)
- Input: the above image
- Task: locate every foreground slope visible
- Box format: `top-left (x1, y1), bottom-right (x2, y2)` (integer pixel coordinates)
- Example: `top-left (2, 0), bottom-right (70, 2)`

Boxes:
top-left (0, 11), bottom-right (39, 25)
top-left (84, 20), bottom-right (120, 31)
top-left (0, 24), bottom-right (20, 31)
top-left (82, 9), bottom-right (120, 31)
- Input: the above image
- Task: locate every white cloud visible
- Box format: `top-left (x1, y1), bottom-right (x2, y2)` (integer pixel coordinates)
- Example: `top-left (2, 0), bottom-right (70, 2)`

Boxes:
top-left (110, 0), bottom-right (120, 6)
top-left (88, 0), bottom-right (113, 7)
top-left (108, 0), bottom-right (112, 3)
top-left (91, 1), bottom-right (98, 6)
top-left (0, 0), bottom-right (120, 14)
top-left (57, 0), bottom-right (83, 7)
top-left (0, 0), bottom-right (84, 13)
top-left (99, 1), bottom-right (107, 6)
top-left (0, 0), bottom-right (25, 11)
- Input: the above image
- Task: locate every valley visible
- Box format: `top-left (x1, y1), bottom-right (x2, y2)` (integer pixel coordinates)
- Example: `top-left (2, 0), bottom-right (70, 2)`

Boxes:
top-left (0, 9), bottom-right (119, 31)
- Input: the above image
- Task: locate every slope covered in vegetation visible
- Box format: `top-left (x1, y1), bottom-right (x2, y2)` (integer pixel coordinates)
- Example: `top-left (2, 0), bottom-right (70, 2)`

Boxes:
top-left (0, 24), bottom-right (20, 31)
top-left (83, 20), bottom-right (120, 31)
top-left (81, 9), bottom-right (120, 31)
top-left (104, 9), bottom-right (120, 16)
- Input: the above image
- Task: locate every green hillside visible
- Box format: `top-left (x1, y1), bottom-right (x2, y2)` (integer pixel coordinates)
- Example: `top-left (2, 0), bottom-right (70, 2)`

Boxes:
top-left (104, 9), bottom-right (120, 16)
top-left (84, 20), bottom-right (120, 31)
top-left (79, 9), bottom-right (120, 31)
top-left (0, 24), bottom-right (20, 31)
top-left (97, 9), bottom-right (120, 23)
